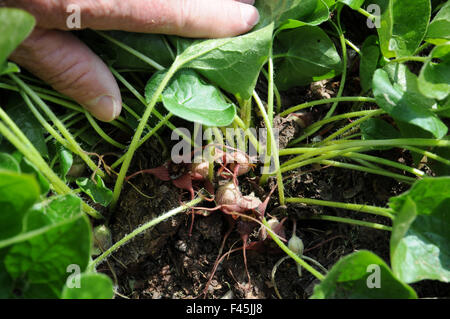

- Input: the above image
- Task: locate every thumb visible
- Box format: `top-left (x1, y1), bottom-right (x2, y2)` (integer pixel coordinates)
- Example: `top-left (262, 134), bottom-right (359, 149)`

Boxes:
top-left (10, 28), bottom-right (122, 122)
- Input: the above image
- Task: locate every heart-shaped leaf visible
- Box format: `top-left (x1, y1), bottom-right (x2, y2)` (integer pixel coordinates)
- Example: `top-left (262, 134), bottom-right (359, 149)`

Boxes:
top-left (0, 170), bottom-right (40, 240)
top-left (360, 35), bottom-right (381, 92)
top-left (76, 175), bottom-right (113, 207)
top-left (172, 23), bottom-right (274, 99)
top-left (372, 0), bottom-right (431, 58)
top-left (372, 67), bottom-right (447, 139)
top-left (153, 69), bottom-right (236, 127)
top-left (418, 43), bottom-right (450, 100)
top-left (389, 177), bottom-right (450, 283)
top-left (255, 0), bottom-right (319, 29)
top-left (274, 26), bottom-right (342, 90)
top-left (61, 273), bottom-right (114, 299)
top-left (311, 250), bottom-right (417, 298)
top-left (0, 8), bottom-right (35, 66)
top-left (338, 0), bottom-right (364, 10)
top-left (425, 1), bottom-right (450, 45)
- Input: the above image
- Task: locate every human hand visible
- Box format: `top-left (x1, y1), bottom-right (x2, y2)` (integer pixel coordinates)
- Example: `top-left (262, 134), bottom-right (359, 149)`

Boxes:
top-left (5, 0), bottom-right (259, 121)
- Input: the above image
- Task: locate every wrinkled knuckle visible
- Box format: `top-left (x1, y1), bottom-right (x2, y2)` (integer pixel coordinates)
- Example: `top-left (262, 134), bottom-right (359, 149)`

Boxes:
top-left (47, 58), bottom-right (93, 94)
top-left (177, 0), bottom-right (192, 31)
top-left (81, 0), bottom-right (113, 25)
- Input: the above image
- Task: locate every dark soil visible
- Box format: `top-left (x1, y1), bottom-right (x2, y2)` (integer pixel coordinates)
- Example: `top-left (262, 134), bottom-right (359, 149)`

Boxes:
top-left (96, 129), bottom-right (449, 299)
top-left (94, 7), bottom-right (449, 299)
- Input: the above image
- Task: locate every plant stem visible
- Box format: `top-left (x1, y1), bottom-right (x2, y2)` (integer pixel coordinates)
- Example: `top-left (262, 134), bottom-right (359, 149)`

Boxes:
top-left (356, 7), bottom-right (376, 20)
top-left (345, 39), bottom-right (361, 55)
top-left (281, 139), bottom-right (450, 167)
top-left (19, 92), bottom-right (72, 150)
top-left (280, 147), bottom-right (365, 171)
top-left (233, 115), bottom-right (262, 154)
top-left (261, 68), bottom-right (282, 113)
top-left (110, 67), bottom-right (195, 147)
top-left (254, 91), bottom-right (285, 204)
top-left (414, 42), bottom-right (432, 56)
top-left (262, 218), bottom-right (325, 281)
top-left (319, 159), bottom-right (416, 183)
top-left (306, 109), bottom-right (383, 132)
top-left (0, 114), bottom-right (101, 218)
top-left (111, 62), bottom-right (180, 209)
top-left (302, 215), bottom-right (392, 231)
top-left (88, 197), bottom-right (202, 271)
top-left (286, 197), bottom-right (394, 219)
top-left (280, 97), bottom-right (375, 117)
top-left (9, 74), bottom-right (105, 178)
top-left (84, 111), bottom-right (126, 149)
top-left (404, 146), bottom-right (450, 167)
top-left (239, 98), bottom-right (252, 129)
top-left (95, 31), bottom-right (165, 71)
top-left (287, 16), bottom-right (349, 144)
top-left (267, 55), bottom-right (275, 124)
top-left (325, 17), bottom-right (347, 119)
top-left (388, 56), bottom-right (429, 64)
top-left (316, 109), bottom-right (384, 145)
top-left (342, 152), bottom-right (426, 177)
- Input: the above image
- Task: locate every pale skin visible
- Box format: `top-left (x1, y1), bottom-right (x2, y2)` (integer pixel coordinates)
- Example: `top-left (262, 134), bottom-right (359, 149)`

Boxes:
top-left (5, 0), bottom-right (260, 121)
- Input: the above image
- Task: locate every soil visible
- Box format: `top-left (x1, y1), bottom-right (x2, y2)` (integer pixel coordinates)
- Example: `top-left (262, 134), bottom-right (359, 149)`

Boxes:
top-left (93, 7), bottom-right (449, 299)
top-left (96, 121), bottom-right (449, 299)
top-left (96, 134), bottom-right (449, 299)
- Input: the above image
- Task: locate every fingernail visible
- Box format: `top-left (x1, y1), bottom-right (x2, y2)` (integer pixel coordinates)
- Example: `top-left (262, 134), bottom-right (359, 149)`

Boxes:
top-left (237, 0), bottom-right (255, 5)
top-left (85, 95), bottom-right (121, 122)
top-left (240, 4), bottom-right (260, 28)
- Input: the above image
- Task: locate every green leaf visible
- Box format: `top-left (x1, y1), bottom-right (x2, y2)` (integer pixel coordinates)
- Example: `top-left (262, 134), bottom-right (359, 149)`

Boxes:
top-left (173, 23), bottom-right (274, 99)
top-left (0, 8), bottom-right (35, 66)
top-left (0, 170), bottom-right (40, 240)
top-left (3, 213), bottom-right (92, 298)
top-left (277, 0), bottom-right (333, 31)
top-left (0, 62), bottom-right (20, 76)
top-left (255, 0), bottom-right (319, 29)
top-left (338, 0), bottom-right (364, 10)
top-left (96, 31), bottom-right (174, 69)
top-left (418, 43), bottom-right (450, 100)
top-left (0, 249), bottom-right (13, 298)
top-left (49, 141), bottom-right (73, 181)
top-left (24, 195), bottom-right (83, 231)
top-left (360, 35), bottom-right (381, 92)
top-left (373, 0), bottom-right (431, 58)
top-left (157, 69), bottom-right (236, 126)
top-left (426, 1), bottom-right (450, 45)
top-left (311, 250), bottom-right (417, 298)
top-left (20, 157), bottom-right (50, 196)
top-left (429, 136), bottom-right (450, 176)
top-left (76, 175), bottom-right (113, 207)
top-left (372, 67), bottom-right (448, 138)
top-left (274, 26), bottom-right (342, 90)
top-left (389, 178), bottom-right (450, 283)
top-left (360, 118), bottom-right (401, 150)
top-left (0, 152), bottom-right (21, 172)
top-left (61, 273), bottom-right (114, 299)
top-left (3, 95), bottom-right (49, 158)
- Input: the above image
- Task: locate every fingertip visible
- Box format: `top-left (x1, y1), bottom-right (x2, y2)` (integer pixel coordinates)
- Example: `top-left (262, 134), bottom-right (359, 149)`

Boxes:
top-left (239, 3), bottom-right (260, 30)
top-left (85, 94), bottom-right (122, 122)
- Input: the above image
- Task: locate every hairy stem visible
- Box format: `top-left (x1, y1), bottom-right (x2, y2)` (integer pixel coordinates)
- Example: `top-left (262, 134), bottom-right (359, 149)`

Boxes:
top-left (302, 215), bottom-right (392, 231)
top-left (88, 197), bottom-right (202, 271)
top-left (111, 62), bottom-right (180, 209)
top-left (286, 197), bottom-right (394, 219)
